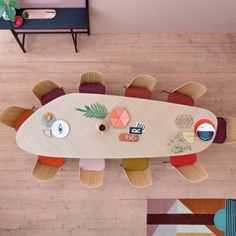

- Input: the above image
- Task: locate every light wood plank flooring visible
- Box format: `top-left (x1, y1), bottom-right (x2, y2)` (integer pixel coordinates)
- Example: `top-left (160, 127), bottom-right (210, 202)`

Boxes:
top-left (0, 33), bottom-right (236, 236)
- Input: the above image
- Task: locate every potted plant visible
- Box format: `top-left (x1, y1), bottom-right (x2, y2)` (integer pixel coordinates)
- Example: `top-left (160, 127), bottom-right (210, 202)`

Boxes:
top-left (0, 0), bottom-right (20, 21)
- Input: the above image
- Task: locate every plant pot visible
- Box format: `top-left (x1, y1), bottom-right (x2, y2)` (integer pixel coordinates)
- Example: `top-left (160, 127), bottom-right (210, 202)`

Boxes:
top-left (95, 120), bottom-right (109, 135)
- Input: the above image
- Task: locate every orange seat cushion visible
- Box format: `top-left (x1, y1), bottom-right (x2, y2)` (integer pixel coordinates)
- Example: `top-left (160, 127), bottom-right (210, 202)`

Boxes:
top-left (170, 154), bottom-right (197, 167)
top-left (38, 156), bottom-right (65, 167)
top-left (125, 86), bottom-right (151, 99)
top-left (168, 91), bottom-right (194, 106)
top-left (14, 109), bottom-right (34, 131)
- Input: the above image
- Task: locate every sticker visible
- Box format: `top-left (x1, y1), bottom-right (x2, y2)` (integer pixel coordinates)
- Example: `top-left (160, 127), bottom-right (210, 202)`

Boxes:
top-left (135, 122), bottom-right (147, 132)
top-left (129, 127), bottom-right (142, 134)
top-left (43, 129), bottom-right (52, 137)
top-left (119, 133), bottom-right (140, 142)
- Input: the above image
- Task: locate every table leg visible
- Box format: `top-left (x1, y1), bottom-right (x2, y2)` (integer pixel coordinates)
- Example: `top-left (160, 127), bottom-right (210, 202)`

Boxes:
top-left (10, 29), bottom-right (26, 53)
top-left (71, 29), bottom-right (78, 53)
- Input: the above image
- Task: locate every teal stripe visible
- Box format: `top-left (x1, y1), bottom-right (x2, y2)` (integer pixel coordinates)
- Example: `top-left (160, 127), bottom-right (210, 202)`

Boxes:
top-left (226, 199), bottom-right (236, 236)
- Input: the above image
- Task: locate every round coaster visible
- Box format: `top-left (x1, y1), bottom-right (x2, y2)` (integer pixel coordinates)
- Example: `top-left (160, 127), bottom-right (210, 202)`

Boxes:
top-left (51, 120), bottom-right (70, 139)
top-left (175, 114), bottom-right (194, 129)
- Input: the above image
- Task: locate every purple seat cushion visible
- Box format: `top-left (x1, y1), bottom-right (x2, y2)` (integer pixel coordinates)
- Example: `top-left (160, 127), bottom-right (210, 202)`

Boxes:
top-left (79, 83), bottom-right (105, 94)
top-left (41, 87), bottom-right (65, 105)
top-left (213, 117), bottom-right (227, 144)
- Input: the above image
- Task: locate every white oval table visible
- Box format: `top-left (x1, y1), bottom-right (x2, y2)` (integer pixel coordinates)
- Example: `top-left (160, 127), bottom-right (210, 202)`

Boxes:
top-left (16, 93), bottom-right (217, 159)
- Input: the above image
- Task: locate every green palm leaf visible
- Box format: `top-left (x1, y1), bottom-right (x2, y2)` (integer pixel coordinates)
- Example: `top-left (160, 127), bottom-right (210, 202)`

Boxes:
top-left (75, 103), bottom-right (108, 119)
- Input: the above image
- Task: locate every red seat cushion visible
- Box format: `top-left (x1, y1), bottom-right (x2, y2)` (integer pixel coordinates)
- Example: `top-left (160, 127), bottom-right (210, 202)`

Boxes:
top-left (168, 91), bottom-right (194, 106)
top-left (41, 88), bottom-right (65, 105)
top-left (79, 83), bottom-right (105, 94)
top-left (170, 154), bottom-right (197, 167)
top-left (14, 109), bottom-right (34, 131)
top-left (213, 117), bottom-right (227, 144)
top-left (125, 86), bottom-right (151, 99)
top-left (38, 156), bottom-right (65, 167)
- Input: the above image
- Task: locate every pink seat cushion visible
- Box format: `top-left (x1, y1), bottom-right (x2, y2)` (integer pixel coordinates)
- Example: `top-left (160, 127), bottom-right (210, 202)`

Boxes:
top-left (125, 86), bottom-right (151, 99)
top-left (79, 83), bottom-right (105, 94)
top-left (41, 88), bottom-right (65, 105)
top-left (79, 158), bottom-right (105, 171)
top-left (168, 91), bottom-right (194, 106)
top-left (213, 117), bottom-right (227, 144)
top-left (170, 154), bottom-right (197, 167)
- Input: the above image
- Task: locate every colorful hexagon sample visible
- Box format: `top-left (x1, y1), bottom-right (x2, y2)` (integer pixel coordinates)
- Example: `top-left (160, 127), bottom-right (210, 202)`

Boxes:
top-left (109, 108), bottom-right (130, 128)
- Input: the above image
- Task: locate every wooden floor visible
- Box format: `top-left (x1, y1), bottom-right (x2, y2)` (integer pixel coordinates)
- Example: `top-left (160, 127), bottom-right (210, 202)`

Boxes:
top-left (0, 32), bottom-right (236, 236)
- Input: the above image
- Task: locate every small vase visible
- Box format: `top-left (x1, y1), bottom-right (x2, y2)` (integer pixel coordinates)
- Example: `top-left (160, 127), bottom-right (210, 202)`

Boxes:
top-left (95, 120), bottom-right (109, 135)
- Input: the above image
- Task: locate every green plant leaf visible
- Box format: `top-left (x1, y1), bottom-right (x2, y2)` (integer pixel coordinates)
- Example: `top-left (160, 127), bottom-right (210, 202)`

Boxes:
top-left (6, 5), bottom-right (15, 21)
top-left (9, 0), bottom-right (20, 9)
top-left (0, 2), bottom-right (6, 16)
top-left (75, 103), bottom-right (108, 119)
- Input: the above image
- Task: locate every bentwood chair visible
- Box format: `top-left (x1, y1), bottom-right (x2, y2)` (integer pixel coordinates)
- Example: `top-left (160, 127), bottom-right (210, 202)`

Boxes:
top-left (0, 106), bottom-right (65, 181)
top-left (213, 116), bottom-right (236, 143)
top-left (79, 159), bottom-right (105, 188)
top-left (32, 156), bottom-right (65, 181)
top-left (170, 154), bottom-right (208, 183)
top-left (0, 106), bottom-right (34, 130)
top-left (125, 75), bottom-right (157, 99)
top-left (32, 80), bottom-right (65, 105)
top-left (163, 82), bottom-right (207, 106)
top-left (79, 71), bottom-right (106, 94)
top-left (121, 158), bottom-right (152, 187)
top-left (123, 76), bottom-right (155, 186)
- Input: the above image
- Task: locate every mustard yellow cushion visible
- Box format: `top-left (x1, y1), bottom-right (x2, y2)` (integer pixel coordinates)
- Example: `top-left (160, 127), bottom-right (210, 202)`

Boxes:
top-left (122, 158), bottom-right (149, 171)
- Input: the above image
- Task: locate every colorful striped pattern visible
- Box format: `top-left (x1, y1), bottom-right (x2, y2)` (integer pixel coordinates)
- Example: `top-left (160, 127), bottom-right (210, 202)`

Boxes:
top-left (226, 199), bottom-right (236, 236)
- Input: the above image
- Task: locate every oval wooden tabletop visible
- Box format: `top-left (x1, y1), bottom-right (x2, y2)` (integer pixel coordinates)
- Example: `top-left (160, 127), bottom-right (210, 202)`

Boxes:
top-left (16, 94), bottom-right (217, 159)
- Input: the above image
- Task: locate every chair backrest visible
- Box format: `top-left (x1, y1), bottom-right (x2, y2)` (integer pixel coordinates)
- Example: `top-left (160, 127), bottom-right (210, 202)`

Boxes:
top-left (174, 160), bottom-right (208, 183)
top-left (32, 80), bottom-right (59, 100)
top-left (127, 75), bottom-right (157, 92)
top-left (79, 158), bottom-right (105, 171)
top-left (80, 71), bottom-right (105, 86)
top-left (0, 106), bottom-right (32, 129)
top-left (79, 159), bottom-right (105, 188)
top-left (225, 117), bottom-right (236, 143)
top-left (172, 82), bottom-right (207, 101)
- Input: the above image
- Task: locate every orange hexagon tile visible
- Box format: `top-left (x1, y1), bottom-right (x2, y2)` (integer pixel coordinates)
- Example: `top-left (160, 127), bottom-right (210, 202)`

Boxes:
top-left (109, 108), bottom-right (130, 128)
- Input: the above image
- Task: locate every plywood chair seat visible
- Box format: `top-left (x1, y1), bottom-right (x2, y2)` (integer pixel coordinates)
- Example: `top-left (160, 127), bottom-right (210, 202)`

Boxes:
top-left (175, 161), bottom-right (208, 183)
top-left (165, 82), bottom-right (207, 106)
top-left (170, 154), bottom-right (208, 183)
top-left (225, 117), bottom-right (236, 143)
top-left (126, 75), bottom-right (157, 92)
top-left (32, 80), bottom-right (65, 105)
top-left (32, 156), bottom-right (65, 181)
top-left (32, 161), bottom-right (60, 181)
top-left (79, 158), bottom-right (105, 188)
top-left (0, 106), bottom-right (34, 130)
top-left (121, 158), bottom-right (152, 188)
top-left (80, 71), bottom-right (105, 86)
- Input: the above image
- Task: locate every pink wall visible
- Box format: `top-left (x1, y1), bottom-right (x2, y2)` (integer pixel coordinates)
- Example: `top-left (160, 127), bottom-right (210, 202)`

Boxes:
top-left (18, 0), bottom-right (236, 33)
top-left (89, 0), bottom-right (236, 33)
